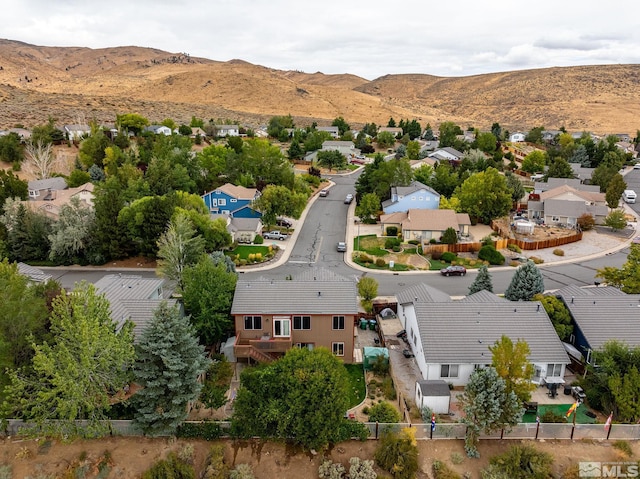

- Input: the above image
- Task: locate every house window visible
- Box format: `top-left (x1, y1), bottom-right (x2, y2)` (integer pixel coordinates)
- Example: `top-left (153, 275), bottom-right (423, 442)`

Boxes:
top-left (546, 364), bottom-right (562, 377)
top-left (332, 342), bottom-right (345, 356)
top-left (293, 315), bottom-right (311, 330)
top-left (552, 216), bottom-right (559, 222)
top-left (332, 316), bottom-right (345, 330)
top-left (440, 364), bottom-right (459, 378)
top-left (411, 196), bottom-right (416, 200)
top-left (230, 199), bottom-right (237, 203)
top-left (418, 196), bottom-right (423, 201)
top-left (295, 343), bottom-right (314, 351)
top-left (274, 318), bottom-right (291, 337)
top-left (218, 199), bottom-right (226, 206)
top-left (410, 328), bottom-right (416, 345)
top-left (211, 199), bottom-right (218, 206)
top-left (244, 316), bottom-right (262, 330)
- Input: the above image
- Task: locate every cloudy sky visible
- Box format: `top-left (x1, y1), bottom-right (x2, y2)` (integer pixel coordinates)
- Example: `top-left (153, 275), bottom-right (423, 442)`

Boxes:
top-left (4, 0), bottom-right (640, 80)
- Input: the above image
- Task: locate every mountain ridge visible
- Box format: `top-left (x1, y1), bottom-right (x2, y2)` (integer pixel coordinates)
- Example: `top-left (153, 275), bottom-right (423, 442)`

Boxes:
top-left (0, 39), bottom-right (638, 134)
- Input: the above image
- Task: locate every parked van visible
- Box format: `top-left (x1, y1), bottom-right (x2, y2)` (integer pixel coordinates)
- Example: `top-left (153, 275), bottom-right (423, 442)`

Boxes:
top-left (623, 190), bottom-right (637, 204)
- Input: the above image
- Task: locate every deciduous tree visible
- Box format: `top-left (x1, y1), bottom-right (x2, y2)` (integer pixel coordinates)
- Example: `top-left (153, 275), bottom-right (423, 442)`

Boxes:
top-left (605, 173), bottom-right (627, 208)
top-left (532, 294), bottom-right (573, 341)
top-left (3, 282), bottom-right (134, 437)
top-left (48, 196), bottom-right (96, 264)
top-left (604, 209), bottom-right (627, 231)
top-left (0, 170), bottom-right (28, 210)
top-left (455, 167), bottom-right (512, 224)
top-left (253, 185), bottom-right (307, 226)
top-left (490, 335), bottom-right (536, 404)
top-left (317, 150), bottom-right (346, 171)
top-left (355, 192), bottom-right (380, 224)
top-left (596, 244), bottom-right (640, 293)
top-left (24, 140), bottom-right (58, 179)
top-left (132, 302), bottom-right (209, 436)
top-left (521, 150), bottom-right (546, 174)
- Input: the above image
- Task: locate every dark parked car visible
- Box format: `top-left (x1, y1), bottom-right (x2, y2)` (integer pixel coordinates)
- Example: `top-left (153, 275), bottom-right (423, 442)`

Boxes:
top-left (276, 217), bottom-right (292, 228)
top-left (440, 265), bottom-right (467, 276)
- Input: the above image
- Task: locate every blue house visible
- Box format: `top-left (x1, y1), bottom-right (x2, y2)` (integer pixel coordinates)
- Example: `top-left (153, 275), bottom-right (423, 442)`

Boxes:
top-left (202, 183), bottom-right (262, 219)
top-left (382, 181), bottom-right (440, 214)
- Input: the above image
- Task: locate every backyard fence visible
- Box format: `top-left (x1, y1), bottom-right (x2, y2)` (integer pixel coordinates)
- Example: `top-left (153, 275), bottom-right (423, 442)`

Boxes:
top-left (3, 419), bottom-right (638, 442)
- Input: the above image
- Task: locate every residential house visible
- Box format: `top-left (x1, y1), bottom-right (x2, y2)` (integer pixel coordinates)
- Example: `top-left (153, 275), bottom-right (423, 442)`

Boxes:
top-left (428, 147), bottom-right (464, 165)
top-left (554, 285), bottom-right (640, 365)
top-left (201, 183), bottom-right (262, 219)
top-left (396, 284), bottom-right (570, 386)
top-left (321, 140), bottom-right (358, 158)
top-left (615, 141), bottom-right (636, 156)
top-left (378, 127), bottom-right (403, 137)
top-left (144, 125), bottom-right (172, 136)
top-left (381, 181), bottom-right (440, 214)
top-left (317, 126), bottom-right (340, 138)
top-left (569, 164), bottom-right (596, 184)
top-left (211, 214), bottom-right (263, 244)
top-left (509, 132), bottom-right (526, 142)
top-left (420, 140), bottom-right (439, 152)
top-left (379, 209), bottom-right (470, 243)
top-left (94, 274), bottom-right (177, 339)
top-left (215, 125), bottom-right (240, 137)
top-left (0, 128), bottom-right (31, 141)
top-left (527, 184), bottom-right (608, 226)
top-left (542, 130), bottom-right (562, 142)
top-left (190, 127), bottom-right (207, 139)
top-left (24, 182), bottom-right (95, 220)
top-left (17, 262), bottom-right (52, 283)
top-left (63, 124), bottom-right (91, 141)
top-left (533, 178), bottom-right (599, 195)
top-left (27, 177), bottom-right (68, 200)
top-left (231, 268), bottom-right (359, 363)
top-left (615, 133), bottom-right (631, 143)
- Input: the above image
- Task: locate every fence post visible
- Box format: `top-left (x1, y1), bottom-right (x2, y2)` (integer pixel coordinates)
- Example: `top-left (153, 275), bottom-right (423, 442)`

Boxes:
top-left (500, 428), bottom-right (504, 439)
top-left (606, 423), bottom-right (612, 441)
top-left (535, 421), bottom-right (540, 440)
top-left (375, 421), bottom-right (379, 440)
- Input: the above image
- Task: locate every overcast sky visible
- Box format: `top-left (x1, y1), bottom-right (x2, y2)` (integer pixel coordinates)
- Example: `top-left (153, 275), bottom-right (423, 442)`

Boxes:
top-left (4, 0), bottom-right (640, 80)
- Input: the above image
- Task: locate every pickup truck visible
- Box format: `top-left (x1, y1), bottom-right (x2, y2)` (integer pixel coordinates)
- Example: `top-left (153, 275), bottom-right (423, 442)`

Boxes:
top-left (263, 231), bottom-right (288, 241)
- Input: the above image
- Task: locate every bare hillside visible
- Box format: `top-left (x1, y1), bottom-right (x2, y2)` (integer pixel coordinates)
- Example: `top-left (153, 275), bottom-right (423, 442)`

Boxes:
top-left (0, 39), bottom-right (638, 133)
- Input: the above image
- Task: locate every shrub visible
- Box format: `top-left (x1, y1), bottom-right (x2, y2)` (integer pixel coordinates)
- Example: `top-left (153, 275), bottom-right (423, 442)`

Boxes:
top-left (362, 406), bottom-right (370, 415)
top-left (431, 250), bottom-right (443, 260)
top-left (229, 464), bottom-right (255, 479)
top-left (318, 459), bottom-right (346, 479)
top-left (507, 243), bottom-right (522, 253)
top-left (480, 235), bottom-right (495, 246)
top-left (348, 457), bottom-right (377, 479)
top-left (553, 248), bottom-right (564, 256)
top-left (375, 258), bottom-right (386, 267)
top-left (478, 245), bottom-right (505, 265)
top-left (178, 444), bottom-right (195, 465)
top-left (239, 259), bottom-right (247, 266)
top-left (301, 173), bottom-right (321, 187)
top-left (421, 406), bottom-right (433, 422)
top-left (368, 402), bottom-right (401, 423)
top-left (0, 466), bottom-right (11, 479)
top-left (177, 421), bottom-right (223, 440)
top-left (375, 428), bottom-right (419, 479)
top-left (429, 238), bottom-right (437, 244)
top-left (408, 239), bottom-right (419, 245)
top-left (530, 256), bottom-right (544, 264)
top-left (359, 253), bottom-right (372, 263)
top-left (253, 235), bottom-right (263, 244)
top-left (371, 355), bottom-right (390, 376)
top-left (613, 440), bottom-right (633, 458)
top-left (539, 409), bottom-right (565, 423)
top-left (386, 226), bottom-right (398, 236)
top-left (441, 251), bottom-right (457, 263)
top-left (201, 444), bottom-right (229, 479)
top-left (392, 245), bottom-right (401, 252)
top-left (577, 213), bottom-right (596, 231)
top-left (247, 253), bottom-right (255, 262)
top-left (382, 377), bottom-right (396, 400)
top-left (254, 252), bottom-right (263, 261)
top-left (450, 451), bottom-right (464, 465)
top-left (441, 227), bottom-right (458, 245)
top-left (332, 419), bottom-right (370, 442)
top-left (384, 237), bottom-right (400, 249)
top-left (481, 445), bottom-right (553, 479)
top-left (433, 460), bottom-right (462, 479)
top-left (142, 452), bottom-right (195, 479)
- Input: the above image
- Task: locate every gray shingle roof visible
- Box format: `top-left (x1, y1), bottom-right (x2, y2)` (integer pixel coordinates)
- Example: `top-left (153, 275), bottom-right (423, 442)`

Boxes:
top-left (458, 290), bottom-right (505, 303)
top-left (396, 283), bottom-right (452, 305)
top-left (417, 380), bottom-right (451, 397)
top-left (555, 291), bottom-right (640, 350)
top-left (94, 274), bottom-right (164, 301)
top-left (17, 262), bottom-right (52, 283)
top-left (28, 177), bottom-right (67, 191)
top-left (231, 268), bottom-right (357, 315)
top-left (554, 284), bottom-right (625, 298)
top-left (110, 299), bottom-right (178, 339)
top-left (413, 301), bottom-right (569, 364)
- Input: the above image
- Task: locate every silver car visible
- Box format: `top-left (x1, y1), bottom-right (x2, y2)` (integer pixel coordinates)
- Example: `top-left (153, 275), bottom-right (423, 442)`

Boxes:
top-left (337, 242), bottom-right (347, 252)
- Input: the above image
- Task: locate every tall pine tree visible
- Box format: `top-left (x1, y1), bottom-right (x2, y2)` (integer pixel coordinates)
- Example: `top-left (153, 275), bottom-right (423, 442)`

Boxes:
top-left (468, 265), bottom-right (493, 295)
top-left (132, 302), bottom-right (209, 436)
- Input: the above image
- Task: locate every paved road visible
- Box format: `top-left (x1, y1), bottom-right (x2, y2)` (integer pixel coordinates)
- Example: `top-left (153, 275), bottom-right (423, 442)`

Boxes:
top-left (45, 167), bottom-right (634, 296)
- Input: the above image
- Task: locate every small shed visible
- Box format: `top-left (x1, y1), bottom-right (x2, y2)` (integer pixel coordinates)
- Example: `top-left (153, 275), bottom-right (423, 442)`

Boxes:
top-left (363, 347), bottom-right (389, 371)
top-left (415, 380), bottom-right (451, 414)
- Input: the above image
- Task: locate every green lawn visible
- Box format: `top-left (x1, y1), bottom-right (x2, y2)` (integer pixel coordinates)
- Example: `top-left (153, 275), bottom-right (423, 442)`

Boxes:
top-left (226, 245), bottom-right (271, 260)
top-left (353, 235), bottom-right (388, 257)
top-left (344, 363), bottom-right (366, 408)
top-left (522, 403), bottom-right (596, 424)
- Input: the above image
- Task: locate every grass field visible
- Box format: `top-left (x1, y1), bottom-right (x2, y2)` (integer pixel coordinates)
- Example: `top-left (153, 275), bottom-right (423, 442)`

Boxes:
top-left (344, 363), bottom-right (366, 408)
top-left (226, 245), bottom-right (271, 260)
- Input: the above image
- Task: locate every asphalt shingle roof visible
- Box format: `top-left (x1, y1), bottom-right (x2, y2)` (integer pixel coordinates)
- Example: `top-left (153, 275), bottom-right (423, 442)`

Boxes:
top-left (231, 268), bottom-right (358, 315)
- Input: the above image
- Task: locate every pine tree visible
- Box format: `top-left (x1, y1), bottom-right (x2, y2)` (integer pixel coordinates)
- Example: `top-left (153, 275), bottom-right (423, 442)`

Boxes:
top-left (504, 261), bottom-right (544, 301)
top-left (468, 265), bottom-right (493, 295)
top-left (132, 302), bottom-right (210, 436)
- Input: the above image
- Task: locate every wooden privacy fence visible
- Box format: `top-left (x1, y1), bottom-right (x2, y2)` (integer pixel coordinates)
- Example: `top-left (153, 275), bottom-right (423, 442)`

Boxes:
top-left (508, 231), bottom-right (583, 251)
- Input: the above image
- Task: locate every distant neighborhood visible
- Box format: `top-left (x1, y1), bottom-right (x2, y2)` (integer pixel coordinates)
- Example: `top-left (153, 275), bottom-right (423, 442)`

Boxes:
top-left (1, 113), bottom-right (640, 475)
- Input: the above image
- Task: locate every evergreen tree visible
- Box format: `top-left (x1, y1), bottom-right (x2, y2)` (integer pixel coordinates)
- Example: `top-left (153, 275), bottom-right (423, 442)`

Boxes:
top-left (504, 261), bottom-right (544, 301)
top-left (132, 302), bottom-right (209, 436)
top-left (468, 265), bottom-right (493, 294)
top-left (460, 367), bottom-right (523, 457)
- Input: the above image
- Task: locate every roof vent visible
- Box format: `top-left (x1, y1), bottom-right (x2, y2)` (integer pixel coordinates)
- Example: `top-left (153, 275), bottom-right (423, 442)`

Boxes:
top-left (537, 304), bottom-right (540, 312)
top-left (318, 291), bottom-right (321, 297)
top-left (571, 296), bottom-right (574, 304)
top-left (415, 297), bottom-right (418, 302)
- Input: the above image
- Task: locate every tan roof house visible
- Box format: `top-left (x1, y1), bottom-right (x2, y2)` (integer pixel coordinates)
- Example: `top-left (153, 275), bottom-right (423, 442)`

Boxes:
top-left (380, 209), bottom-right (470, 243)
top-left (24, 182), bottom-right (94, 220)
top-left (527, 184), bottom-right (607, 226)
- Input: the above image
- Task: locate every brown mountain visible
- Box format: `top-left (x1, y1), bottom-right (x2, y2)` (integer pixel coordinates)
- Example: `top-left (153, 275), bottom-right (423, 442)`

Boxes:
top-left (0, 39), bottom-right (638, 134)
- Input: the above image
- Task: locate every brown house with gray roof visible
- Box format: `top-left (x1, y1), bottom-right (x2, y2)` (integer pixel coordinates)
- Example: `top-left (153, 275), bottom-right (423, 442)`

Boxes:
top-left (380, 208), bottom-right (470, 244)
top-left (231, 268), bottom-right (359, 363)
top-left (527, 184), bottom-right (608, 226)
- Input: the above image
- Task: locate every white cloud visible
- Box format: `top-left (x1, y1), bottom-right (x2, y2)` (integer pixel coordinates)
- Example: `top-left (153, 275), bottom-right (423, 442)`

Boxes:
top-left (2, 0), bottom-right (640, 79)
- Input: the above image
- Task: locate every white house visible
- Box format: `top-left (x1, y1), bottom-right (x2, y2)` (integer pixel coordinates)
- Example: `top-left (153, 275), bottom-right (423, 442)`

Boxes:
top-left (144, 125), bottom-right (172, 136)
top-left (216, 125), bottom-right (240, 137)
top-left (509, 132), bottom-right (526, 142)
top-left (396, 285), bottom-right (569, 387)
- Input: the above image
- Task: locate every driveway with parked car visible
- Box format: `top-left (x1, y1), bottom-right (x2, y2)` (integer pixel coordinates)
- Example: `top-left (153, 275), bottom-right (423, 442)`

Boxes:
top-left (263, 231), bottom-right (288, 241)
